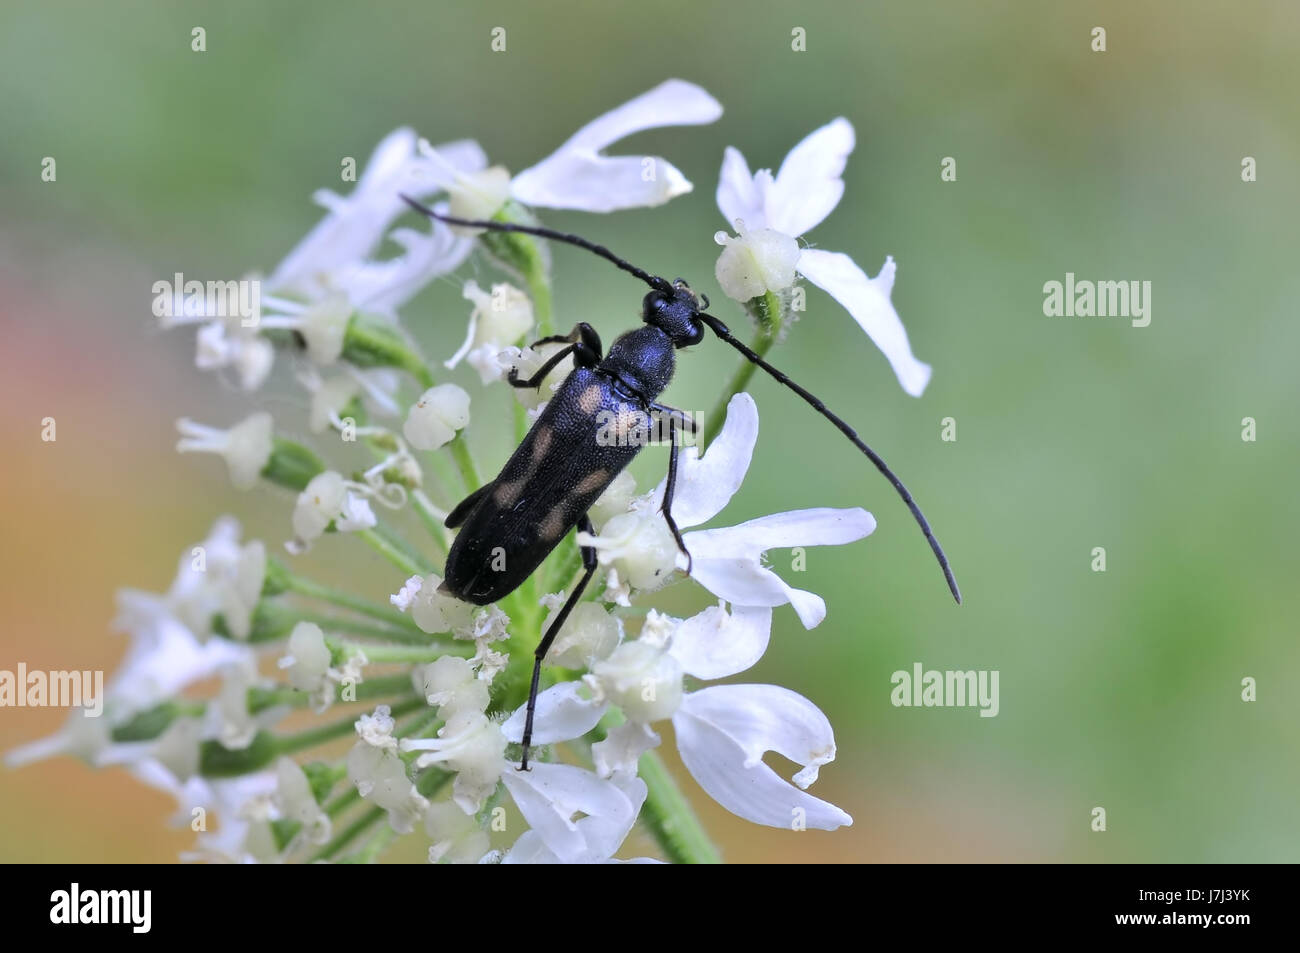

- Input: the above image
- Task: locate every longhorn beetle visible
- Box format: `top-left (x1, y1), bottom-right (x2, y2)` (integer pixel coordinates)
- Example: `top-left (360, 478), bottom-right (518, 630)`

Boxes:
top-left (402, 196), bottom-right (960, 769)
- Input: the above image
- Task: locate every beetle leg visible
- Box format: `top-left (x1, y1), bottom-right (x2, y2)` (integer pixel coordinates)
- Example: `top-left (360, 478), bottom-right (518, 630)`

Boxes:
top-left (508, 323), bottom-right (603, 388)
top-left (519, 514), bottom-right (600, 771)
top-left (660, 418), bottom-right (693, 574)
top-left (649, 401), bottom-right (698, 435)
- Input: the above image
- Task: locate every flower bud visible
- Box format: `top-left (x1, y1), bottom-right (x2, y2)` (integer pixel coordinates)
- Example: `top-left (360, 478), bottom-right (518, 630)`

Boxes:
top-left (714, 223), bottom-right (800, 302)
top-left (403, 384), bottom-right (471, 451)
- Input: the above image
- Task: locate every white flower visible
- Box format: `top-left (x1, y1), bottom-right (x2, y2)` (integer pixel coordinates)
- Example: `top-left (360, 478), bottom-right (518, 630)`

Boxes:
top-left (543, 601), bottom-right (623, 669)
top-left (279, 621), bottom-right (334, 709)
top-left (511, 601), bottom-right (852, 833)
top-left (195, 320), bottom-right (274, 391)
top-left (347, 742), bottom-right (428, 835)
top-left (402, 709), bottom-right (506, 815)
top-left (581, 393), bottom-right (876, 628)
top-left (131, 516), bottom-right (265, 642)
top-left (290, 471), bottom-right (377, 546)
top-left (183, 771), bottom-right (281, 863)
top-left (672, 683), bottom-right (850, 830)
top-left (500, 762), bottom-right (650, 863)
top-left (391, 573), bottom-right (474, 635)
top-left (109, 590), bottom-right (255, 706)
top-left (414, 657), bottom-right (487, 719)
top-left (176, 412), bottom-right (274, 490)
top-left (425, 800), bottom-right (489, 864)
top-left (446, 281), bottom-right (535, 383)
top-left (209, 659), bottom-right (265, 750)
top-left (269, 128), bottom-right (485, 300)
top-left (275, 757), bottom-right (332, 846)
top-left (402, 383), bottom-right (471, 451)
top-left (715, 118), bottom-right (932, 396)
top-left (423, 79), bottom-right (722, 218)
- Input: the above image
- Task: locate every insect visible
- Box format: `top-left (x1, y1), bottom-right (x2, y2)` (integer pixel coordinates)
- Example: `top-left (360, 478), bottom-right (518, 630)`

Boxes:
top-left (402, 196), bottom-right (960, 769)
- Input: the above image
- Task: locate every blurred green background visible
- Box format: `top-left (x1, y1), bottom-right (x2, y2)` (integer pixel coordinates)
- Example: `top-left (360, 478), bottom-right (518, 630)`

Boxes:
top-left (2, 0), bottom-right (1297, 862)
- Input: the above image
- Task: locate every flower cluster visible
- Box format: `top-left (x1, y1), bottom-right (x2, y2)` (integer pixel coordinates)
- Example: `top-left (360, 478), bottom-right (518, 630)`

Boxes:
top-left (9, 80), bottom-right (936, 863)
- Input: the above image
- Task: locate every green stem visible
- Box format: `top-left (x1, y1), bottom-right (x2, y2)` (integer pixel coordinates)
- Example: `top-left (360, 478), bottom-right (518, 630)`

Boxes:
top-left (248, 674), bottom-right (414, 714)
top-left (411, 492), bottom-right (450, 556)
top-left (446, 433), bottom-right (481, 492)
top-left (291, 610), bottom-right (430, 645)
top-left (277, 695), bottom-right (424, 757)
top-left (284, 573), bottom-right (426, 633)
top-left (701, 326), bottom-right (775, 448)
top-left (638, 750), bottom-right (722, 864)
top-left (324, 786), bottom-right (361, 819)
top-left (524, 260), bottom-right (554, 338)
top-left (356, 528), bottom-right (425, 577)
top-left (312, 804), bottom-right (384, 862)
top-left (337, 640), bottom-right (472, 664)
top-left (371, 520), bottom-right (435, 573)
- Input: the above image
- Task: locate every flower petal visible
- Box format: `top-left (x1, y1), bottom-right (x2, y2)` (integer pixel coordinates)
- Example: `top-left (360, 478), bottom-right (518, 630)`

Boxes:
top-left (653, 392), bottom-right (758, 528)
top-left (683, 508), bottom-right (874, 629)
top-left (512, 153), bottom-right (693, 212)
top-left (797, 248), bottom-right (932, 397)
top-left (269, 130), bottom-right (482, 296)
top-left (501, 681), bottom-right (608, 745)
top-left (689, 507), bottom-right (876, 552)
top-left (715, 146), bottom-right (769, 230)
top-left (592, 719), bottom-right (661, 778)
top-left (767, 118), bottom-right (855, 237)
top-left (501, 772), bottom-right (649, 864)
top-left (685, 553), bottom-right (827, 629)
top-left (501, 762), bottom-right (638, 863)
top-left (510, 79), bottom-right (722, 212)
top-left (562, 79), bottom-right (723, 154)
top-left (669, 603), bottom-right (773, 680)
top-left (333, 220), bottom-right (473, 317)
top-left (673, 684), bottom-right (851, 830)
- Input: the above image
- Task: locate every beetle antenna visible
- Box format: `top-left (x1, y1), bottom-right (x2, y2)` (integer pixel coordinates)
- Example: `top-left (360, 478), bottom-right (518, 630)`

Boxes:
top-left (400, 195), bottom-right (671, 292)
top-left (699, 312), bottom-right (961, 604)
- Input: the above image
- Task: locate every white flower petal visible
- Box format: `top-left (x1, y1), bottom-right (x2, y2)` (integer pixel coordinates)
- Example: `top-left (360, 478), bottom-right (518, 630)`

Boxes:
top-left (683, 508), bottom-right (874, 629)
top-left (512, 153), bottom-right (690, 212)
top-left (715, 146), bottom-right (769, 230)
top-left (510, 79), bottom-right (722, 212)
top-left (669, 603), bottom-right (773, 680)
top-left (673, 684), bottom-right (851, 830)
top-left (689, 507), bottom-right (876, 553)
top-left (561, 79), bottom-right (724, 155)
top-left (767, 118), bottom-right (855, 236)
top-left (591, 720), bottom-right (661, 778)
top-left (269, 132), bottom-right (484, 298)
top-left (686, 553), bottom-right (827, 629)
top-left (501, 682), bottom-right (608, 745)
top-left (335, 221), bottom-right (473, 317)
top-left (501, 772), bottom-right (649, 864)
top-left (797, 249), bottom-right (932, 397)
top-left (653, 392), bottom-right (757, 528)
top-left (501, 762), bottom-right (637, 864)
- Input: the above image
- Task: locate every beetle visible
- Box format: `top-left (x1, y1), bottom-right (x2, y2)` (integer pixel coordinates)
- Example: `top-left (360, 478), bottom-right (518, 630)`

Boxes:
top-left (402, 196), bottom-right (960, 768)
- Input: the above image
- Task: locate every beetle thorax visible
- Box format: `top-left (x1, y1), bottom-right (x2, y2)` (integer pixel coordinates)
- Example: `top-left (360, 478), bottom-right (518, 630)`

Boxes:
top-left (602, 326), bottom-right (676, 400)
